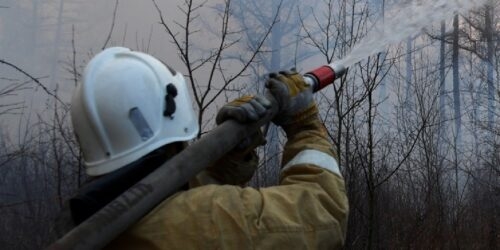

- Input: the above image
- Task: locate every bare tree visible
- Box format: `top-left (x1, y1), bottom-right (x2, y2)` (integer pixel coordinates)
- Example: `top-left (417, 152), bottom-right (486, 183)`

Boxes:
top-left (227, 0), bottom-right (318, 186)
top-left (152, 0), bottom-right (277, 137)
top-left (2, 0), bottom-right (499, 249)
top-left (452, 15), bottom-right (462, 143)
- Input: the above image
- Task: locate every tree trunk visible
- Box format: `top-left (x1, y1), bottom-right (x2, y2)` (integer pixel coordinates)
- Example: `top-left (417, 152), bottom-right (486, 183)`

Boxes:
top-left (452, 15), bottom-right (461, 143)
top-left (484, 5), bottom-right (495, 130)
top-left (438, 21), bottom-right (446, 150)
top-left (377, 0), bottom-right (388, 116)
top-left (262, 1), bottom-right (284, 185)
top-left (405, 37), bottom-right (413, 109)
top-left (367, 80), bottom-right (376, 249)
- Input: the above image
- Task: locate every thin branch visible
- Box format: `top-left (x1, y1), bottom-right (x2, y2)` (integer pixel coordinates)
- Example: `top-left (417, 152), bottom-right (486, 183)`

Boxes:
top-left (103, 0), bottom-right (119, 50)
top-left (202, 1), bottom-right (282, 110)
top-left (201, 0), bottom-right (232, 106)
top-left (0, 59), bottom-right (66, 106)
top-left (152, 0), bottom-right (201, 105)
top-left (71, 25), bottom-right (78, 87)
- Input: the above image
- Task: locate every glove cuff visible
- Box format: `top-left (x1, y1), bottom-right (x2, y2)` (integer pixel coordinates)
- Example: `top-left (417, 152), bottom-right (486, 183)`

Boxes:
top-left (281, 104), bottom-right (320, 135)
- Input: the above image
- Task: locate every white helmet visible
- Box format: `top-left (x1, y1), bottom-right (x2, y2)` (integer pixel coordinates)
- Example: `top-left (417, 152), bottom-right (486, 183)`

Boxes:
top-left (71, 47), bottom-right (199, 176)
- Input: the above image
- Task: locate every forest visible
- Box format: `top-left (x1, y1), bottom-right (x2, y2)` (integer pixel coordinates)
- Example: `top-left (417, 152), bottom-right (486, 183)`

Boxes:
top-left (0, 0), bottom-right (498, 249)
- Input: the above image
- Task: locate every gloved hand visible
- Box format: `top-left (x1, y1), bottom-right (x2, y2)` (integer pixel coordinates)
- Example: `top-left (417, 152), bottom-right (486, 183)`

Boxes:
top-left (215, 95), bottom-right (271, 125)
top-left (202, 95), bottom-right (271, 186)
top-left (266, 69), bottom-right (318, 131)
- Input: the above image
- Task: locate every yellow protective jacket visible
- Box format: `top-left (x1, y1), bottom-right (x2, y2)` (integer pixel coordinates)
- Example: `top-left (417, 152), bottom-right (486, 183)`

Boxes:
top-left (107, 119), bottom-right (349, 249)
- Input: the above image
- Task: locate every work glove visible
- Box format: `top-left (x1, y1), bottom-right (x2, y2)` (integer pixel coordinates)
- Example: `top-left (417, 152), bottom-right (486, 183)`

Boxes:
top-left (215, 95), bottom-right (272, 125)
top-left (266, 69), bottom-right (319, 133)
top-left (203, 95), bottom-right (271, 186)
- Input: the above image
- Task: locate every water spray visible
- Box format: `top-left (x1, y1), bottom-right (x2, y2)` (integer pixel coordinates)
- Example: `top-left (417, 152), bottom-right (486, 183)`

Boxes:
top-left (337, 0), bottom-right (489, 68)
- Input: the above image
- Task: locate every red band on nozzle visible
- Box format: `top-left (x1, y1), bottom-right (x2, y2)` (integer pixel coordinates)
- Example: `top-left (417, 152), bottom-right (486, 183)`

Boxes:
top-left (306, 66), bottom-right (336, 91)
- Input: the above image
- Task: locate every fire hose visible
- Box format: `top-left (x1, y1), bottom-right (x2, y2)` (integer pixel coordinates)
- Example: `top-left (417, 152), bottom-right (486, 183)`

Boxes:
top-left (48, 63), bottom-right (346, 250)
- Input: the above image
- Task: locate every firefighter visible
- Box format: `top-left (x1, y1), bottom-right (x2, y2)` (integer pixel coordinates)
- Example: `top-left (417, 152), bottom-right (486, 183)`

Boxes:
top-left (69, 47), bottom-right (348, 249)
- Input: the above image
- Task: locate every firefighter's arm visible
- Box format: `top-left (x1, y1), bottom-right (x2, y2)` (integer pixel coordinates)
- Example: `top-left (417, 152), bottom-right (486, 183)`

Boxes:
top-left (261, 70), bottom-right (347, 247)
top-left (265, 69), bottom-right (342, 179)
top-left (109, 129), bottom-right (348, 249)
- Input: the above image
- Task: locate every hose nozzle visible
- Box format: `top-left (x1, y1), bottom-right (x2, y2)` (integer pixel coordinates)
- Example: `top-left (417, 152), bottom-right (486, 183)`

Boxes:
top-left (304, 62), bottom-right (346, 92)
top-left (331, 63), bottom-right (346, 79)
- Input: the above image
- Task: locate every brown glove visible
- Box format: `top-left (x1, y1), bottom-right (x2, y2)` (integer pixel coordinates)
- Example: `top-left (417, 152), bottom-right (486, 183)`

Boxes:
top-left (266, 69), bottom-right (319, 134)
top-left (215, 95), bottom-right (271, 124)
top-left (203, 95), bottom-right (270, 186)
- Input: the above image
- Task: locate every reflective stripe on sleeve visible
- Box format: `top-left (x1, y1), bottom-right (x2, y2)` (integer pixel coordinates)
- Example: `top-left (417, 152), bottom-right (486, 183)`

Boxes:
top-left (282, 149), bottom-right (342, 177)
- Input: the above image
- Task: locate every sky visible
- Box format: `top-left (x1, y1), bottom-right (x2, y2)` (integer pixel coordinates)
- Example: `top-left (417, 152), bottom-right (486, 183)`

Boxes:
top-left (0, 0), bottom-right (196, 93)
top-left (0, 0), bottom-right (203, 137)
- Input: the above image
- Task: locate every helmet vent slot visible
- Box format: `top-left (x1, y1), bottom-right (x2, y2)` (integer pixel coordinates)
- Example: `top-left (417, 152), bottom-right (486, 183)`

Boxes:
top-left (129, 107), bottom-right (154, 141)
